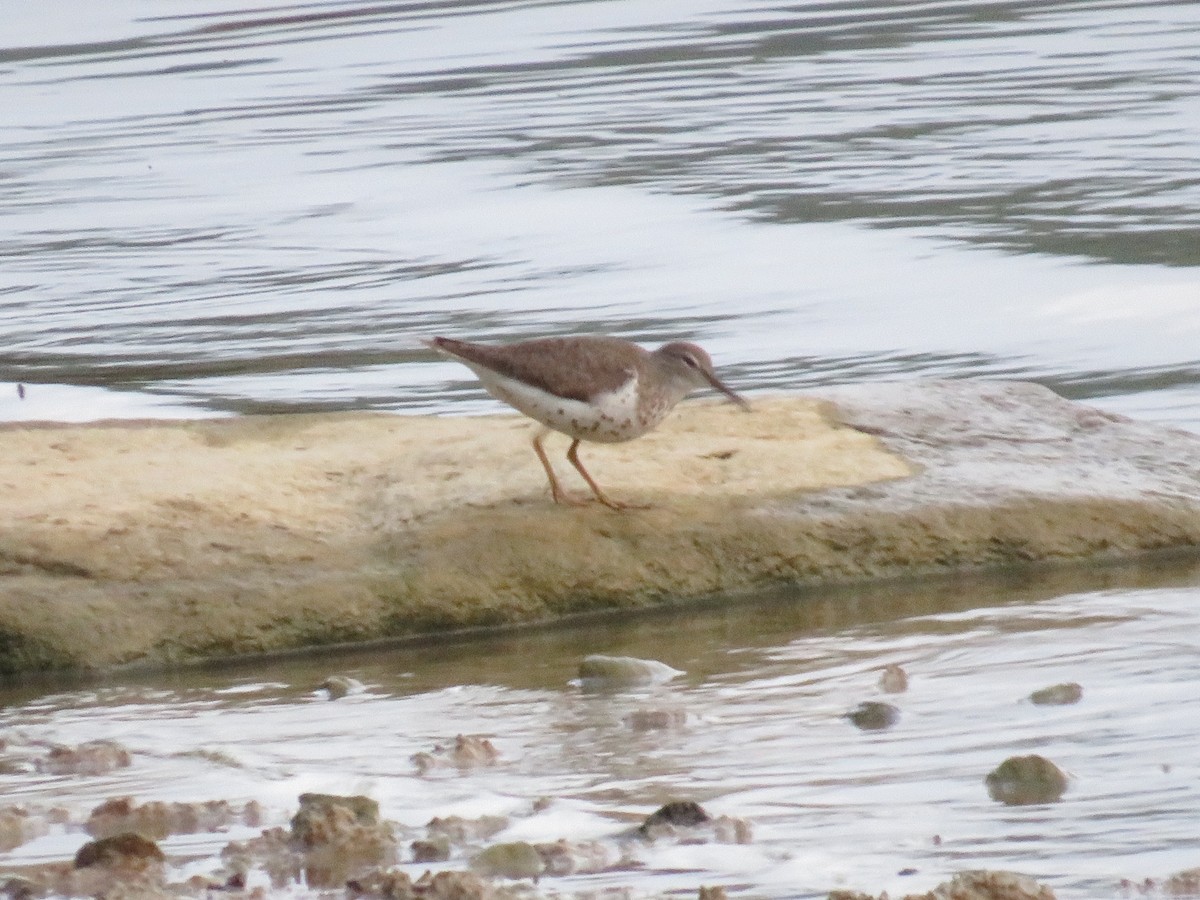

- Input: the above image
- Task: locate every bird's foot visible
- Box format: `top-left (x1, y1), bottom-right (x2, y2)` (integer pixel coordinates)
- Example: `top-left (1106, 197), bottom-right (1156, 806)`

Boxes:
top-left (550, 490), bottom-right (649, 511)
top-left (550, 489), bottom-right (592, 508)
top-left (592, 493), bottom-right (651, 511)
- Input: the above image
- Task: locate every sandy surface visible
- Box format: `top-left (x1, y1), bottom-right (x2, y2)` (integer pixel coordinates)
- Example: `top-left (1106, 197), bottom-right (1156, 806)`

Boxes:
top-left (2, 382), bottom-right (1199, 674)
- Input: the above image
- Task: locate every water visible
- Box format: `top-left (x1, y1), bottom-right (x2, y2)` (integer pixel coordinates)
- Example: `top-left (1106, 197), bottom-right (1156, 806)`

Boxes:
top-left (2, 0), bottom-right (1199, 423)
top-left (3, 559), bottom-right (1200, 897)
top-left (4, 2), bottom-right (1200, 895)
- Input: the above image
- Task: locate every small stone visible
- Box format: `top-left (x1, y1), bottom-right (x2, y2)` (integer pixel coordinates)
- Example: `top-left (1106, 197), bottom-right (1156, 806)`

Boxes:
top-left (934, 869), bottom-right (1057, 899)
top-left (38, 740), bottom-right (131, 776)
top-left (412, 735), bottom-right (499, 774)
top-left (450, 734), bottom-right (499, 766)
top-left (534, 838), bottom-right (621, 876)
top-left (846, 701), bottom-right (900, 731)
top-left (638, 800), bottom-right (710, 839)
top-left (0, 806), bottom-right (49, 853)
top-left (319, 675), bottom-right (363, 699)
top-left (1029, 683), bottom-right (1082, 705)
top-left (86, 796), bottom-right (255, 839)
top-left (290, 793), bottom-right (380, 845)
top-left (85, 798), bottom-right (138, 837)
top-left (1164, 867), bottom-right (1200, 895)
top-left (625, 708), bottom-right (687, 730)
top-left (414, 870), bottom-right (491, 900)
top-left (221, 827), bottom-right (296, 888)
top-left (346, 868), bottom-right (414, 898)
top-left (713, 815), bottom-right (754, 844)
top-left (879, 664), bottom-right (908, 693)
top-left (74, 832), bottom-right (165, 870)
top-left (426, 814), bottom-right (509, 845)
top-left (986, 755), bottom-right (1068, 805)
top-left (578, 654), bottom-right (683, 688)
top-left (471, 841), bottom-right (546, 879)
top-left (0, 875), bottom-right (41, 899)
top-left (411, 836), bottom-right (451, 862)
top-left (282, 792), bottom-right (397, 887)
top-left (829, 869), bottom-right (1056, 900)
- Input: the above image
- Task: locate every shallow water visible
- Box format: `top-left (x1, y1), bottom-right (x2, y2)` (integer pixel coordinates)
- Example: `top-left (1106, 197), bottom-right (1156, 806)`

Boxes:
top-left (4, 557), bottom-right (1200, 897)
top-left (4, 2), bottom-right (1200, 896)
top-left (2, 561), bottom-right (1200, 897)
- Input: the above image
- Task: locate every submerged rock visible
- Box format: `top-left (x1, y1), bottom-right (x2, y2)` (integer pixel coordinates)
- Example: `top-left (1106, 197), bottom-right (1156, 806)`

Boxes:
top-left (222, 826), bottom-right (299, 888)
top-left (715, 816), bottom-right (754, 844)
top-left (846, 701), bottom-right (900, 731)
top-left (347, 868), bottom-right (503, 900)
top-left (930, 869), bottom-right (1056, 899)
top-left (37, 740), bottom-right (131, 776)
top-left (0, 875), bottom-right (41, 899)
top-left (220, 792), bottom-right (398, 889)
top-left (290, 792), bottom-right (382, 846)
top-left (86, 796), bottom-right (262, 839)
top-left (0, 805), bottom-right (49, 852)
top-left (319, 674), bottom-right (364, 699)
top-left (639, 800), bottom-right (710, 838)
top-left (578, 654), bottom-right (683, 688)
top-left (879, 663), bottom-right (909, 693)
top-left (412, 734), bottom-right (500, 774)
top-left (829, 868), bottom-right (1056, 899)
top-left (985, 755), bottom-right (1068, 805)
top-left (533, 837), bottom-right (624, 876)
top-left (1, 832), bottom-right (172, 899)
top-left (1161, 866), bottom-right (1200, 895)
top-left (625, 707), bottom-right (688, 730)
top-left (411, 835), bottom-right (452, 862)
top-left (347, 868), bottom-right (415, 899)
top-left (636, 800), bottom-right (752, 844)
top-left (1029, 683), bottom-right (1083, 705)
top-left (74, 832), bottom-right (165, 870)
top-left (471, 841), bottom-right (546, 880)
top-left (425, 814), bottom-right (510, 846)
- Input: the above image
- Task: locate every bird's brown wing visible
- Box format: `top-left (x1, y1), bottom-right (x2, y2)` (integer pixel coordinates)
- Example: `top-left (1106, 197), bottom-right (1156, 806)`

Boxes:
top-left (431, 336), bottom-right (643, 403)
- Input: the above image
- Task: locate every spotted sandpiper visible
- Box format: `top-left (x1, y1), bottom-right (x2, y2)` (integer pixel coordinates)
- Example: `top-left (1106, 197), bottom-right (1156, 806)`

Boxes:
top-left (426, 335), bottom-right (749, 509)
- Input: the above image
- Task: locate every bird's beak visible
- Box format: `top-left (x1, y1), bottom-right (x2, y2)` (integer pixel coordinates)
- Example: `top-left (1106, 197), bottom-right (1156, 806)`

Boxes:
top-left (705, 371), bottom-right (751, 411)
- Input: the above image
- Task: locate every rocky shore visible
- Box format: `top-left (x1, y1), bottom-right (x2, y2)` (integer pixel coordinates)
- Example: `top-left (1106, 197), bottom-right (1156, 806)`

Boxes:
top-left (3, 380), bottom-right (1200, 675)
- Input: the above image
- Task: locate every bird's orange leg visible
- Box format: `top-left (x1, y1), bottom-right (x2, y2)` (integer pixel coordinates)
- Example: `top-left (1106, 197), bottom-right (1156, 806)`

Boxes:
top-left (566, 439), bottom-right (648, 511)
top-left (532, 430), bottom-right (587, 506)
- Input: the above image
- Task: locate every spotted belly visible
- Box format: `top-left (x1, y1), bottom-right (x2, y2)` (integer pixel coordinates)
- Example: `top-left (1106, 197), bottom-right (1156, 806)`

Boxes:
top-left (483, 372), bottom-right (653, 443)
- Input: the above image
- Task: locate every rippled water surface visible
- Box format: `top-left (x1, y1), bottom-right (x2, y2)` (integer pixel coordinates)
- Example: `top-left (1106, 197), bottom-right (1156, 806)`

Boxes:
top-left (2, 0), bottom-right (1199, 423)
top-left (4, 559), bottom-right (1200, 897)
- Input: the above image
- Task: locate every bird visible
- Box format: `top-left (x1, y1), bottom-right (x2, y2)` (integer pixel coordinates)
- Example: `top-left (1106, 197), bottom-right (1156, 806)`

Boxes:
top-left (425, 334), bottom-right (749, 509)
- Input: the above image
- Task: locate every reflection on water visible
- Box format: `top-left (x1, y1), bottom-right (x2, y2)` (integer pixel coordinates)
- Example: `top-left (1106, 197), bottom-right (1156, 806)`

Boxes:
top-left (1, 0), bottom-right (1199, 424)
top-left (3, 556), bottom-right (1200, 897)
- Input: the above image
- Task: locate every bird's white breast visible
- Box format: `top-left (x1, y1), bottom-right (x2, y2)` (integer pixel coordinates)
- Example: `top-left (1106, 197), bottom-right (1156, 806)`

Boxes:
top-left (467, 362), bottom-right (648, 443)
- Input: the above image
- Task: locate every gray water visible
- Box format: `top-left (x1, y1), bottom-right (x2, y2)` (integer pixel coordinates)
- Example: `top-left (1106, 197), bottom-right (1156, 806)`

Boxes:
top-left (4, 559), bottom-right (1200, 898)
top-left (3, 1), bottom-right (1200, 896)
top-left (2, 0), bottom-right (1199, 422)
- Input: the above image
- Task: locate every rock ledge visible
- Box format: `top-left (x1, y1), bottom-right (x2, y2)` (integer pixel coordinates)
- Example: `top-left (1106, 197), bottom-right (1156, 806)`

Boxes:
top-left (2, 381), bottom-right (1198, 673)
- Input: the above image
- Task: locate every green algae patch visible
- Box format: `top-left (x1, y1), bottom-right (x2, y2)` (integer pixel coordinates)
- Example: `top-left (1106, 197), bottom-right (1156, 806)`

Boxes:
top-left (2, 384), bottom-right (1200, 673)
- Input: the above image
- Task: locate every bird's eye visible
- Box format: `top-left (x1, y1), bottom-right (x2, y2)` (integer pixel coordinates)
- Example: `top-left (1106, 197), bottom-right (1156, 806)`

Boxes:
top-left (682, 353), bottom-right (699, 368)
